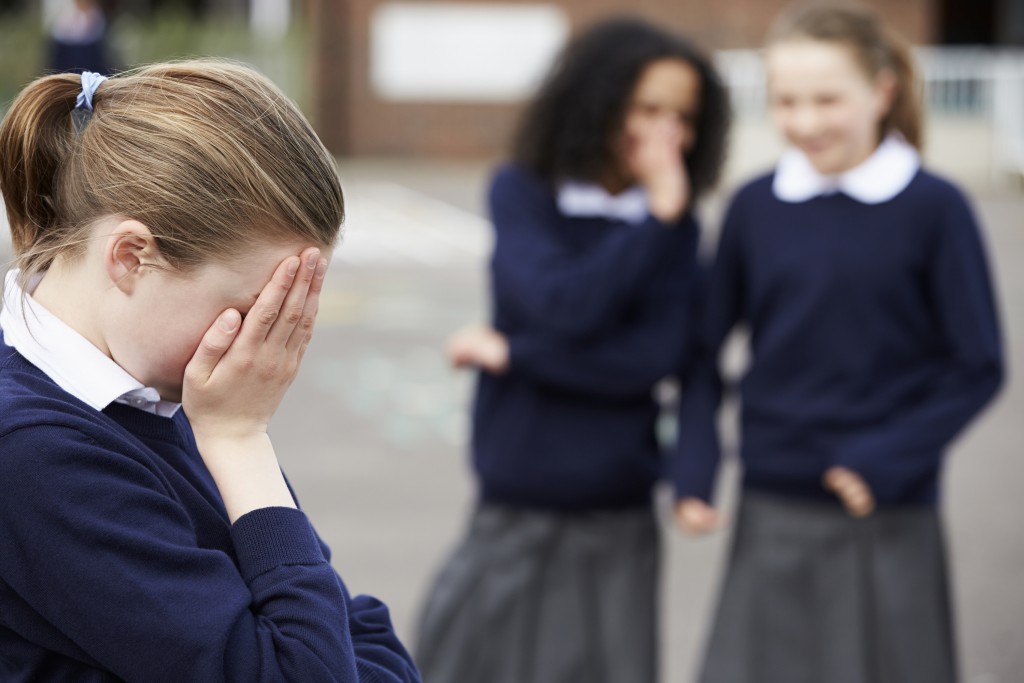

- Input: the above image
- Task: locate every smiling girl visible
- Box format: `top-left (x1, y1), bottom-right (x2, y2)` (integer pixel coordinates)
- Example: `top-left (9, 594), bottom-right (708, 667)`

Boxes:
top-left (672, 5), bottom-right (1003, 683)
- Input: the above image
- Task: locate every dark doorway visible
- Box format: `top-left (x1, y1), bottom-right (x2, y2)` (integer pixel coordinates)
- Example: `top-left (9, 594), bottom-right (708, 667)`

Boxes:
top-left (939, 0), bottom-right (996, 44)
top-left (940, 0), bottom-right (1024, 46)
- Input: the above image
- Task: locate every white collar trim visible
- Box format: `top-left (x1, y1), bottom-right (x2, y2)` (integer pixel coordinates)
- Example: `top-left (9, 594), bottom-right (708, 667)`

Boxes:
top-left (557, 181), bottom-right (649, 225)
top-left (773, 135), bottom-right (921, 204)
top-left (1, 269), bottom-right (180, 417)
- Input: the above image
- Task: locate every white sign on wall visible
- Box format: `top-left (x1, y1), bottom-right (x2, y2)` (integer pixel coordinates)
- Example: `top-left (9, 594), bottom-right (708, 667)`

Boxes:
top-left (371, 2), bottom-right (570, 103)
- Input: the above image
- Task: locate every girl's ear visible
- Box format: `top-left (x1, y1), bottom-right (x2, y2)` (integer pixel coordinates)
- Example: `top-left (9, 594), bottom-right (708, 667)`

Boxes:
top-left (873, 67), bottom-right (899, 121)
top-left (104, 220), bottom-right (165, 294)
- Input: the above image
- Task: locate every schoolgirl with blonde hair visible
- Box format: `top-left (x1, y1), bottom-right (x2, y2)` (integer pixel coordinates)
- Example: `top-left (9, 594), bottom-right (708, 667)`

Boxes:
top-left (674, 5), bottom-right (1003, 682)
top-left (0, 62), bottom-right (419, 682)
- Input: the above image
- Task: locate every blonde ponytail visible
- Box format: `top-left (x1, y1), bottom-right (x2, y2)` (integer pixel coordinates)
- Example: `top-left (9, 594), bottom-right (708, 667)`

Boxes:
top-left (0, 73), bottom-right (90, 257)
top-left (0, 61), bottom-right (345, 285)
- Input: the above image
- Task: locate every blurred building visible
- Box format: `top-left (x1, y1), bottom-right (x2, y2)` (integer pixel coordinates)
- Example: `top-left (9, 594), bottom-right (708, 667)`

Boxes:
top-left (5, 0), bottom-right (1021, 162)
top-left (309, 0), bottom-right (1024, 158)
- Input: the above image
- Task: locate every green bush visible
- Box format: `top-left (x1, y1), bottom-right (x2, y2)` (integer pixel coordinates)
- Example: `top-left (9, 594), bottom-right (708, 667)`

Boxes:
top-left (0, 14), bottom-right (46, 109)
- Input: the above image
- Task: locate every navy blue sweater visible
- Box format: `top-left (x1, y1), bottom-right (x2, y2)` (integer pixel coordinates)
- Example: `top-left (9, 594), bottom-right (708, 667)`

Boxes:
top-left (672, 170), bottom-right (1004, 506)
top-left (472, 165), bottom-right (698, 511)
top-left (0, 338), bottom-right (419, 682)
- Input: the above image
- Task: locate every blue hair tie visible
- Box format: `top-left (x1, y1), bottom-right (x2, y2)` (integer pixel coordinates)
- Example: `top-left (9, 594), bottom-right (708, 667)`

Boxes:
top-left (75, 71), bottom-right (107, 111)
top-left (72, 71), bottom-right (107, 134)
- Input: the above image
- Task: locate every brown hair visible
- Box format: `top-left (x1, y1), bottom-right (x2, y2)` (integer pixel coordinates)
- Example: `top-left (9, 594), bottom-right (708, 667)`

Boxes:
top-left (767, 3), bottom-right (923, 150)
top-left (0, 60), bottom-right (344, 285)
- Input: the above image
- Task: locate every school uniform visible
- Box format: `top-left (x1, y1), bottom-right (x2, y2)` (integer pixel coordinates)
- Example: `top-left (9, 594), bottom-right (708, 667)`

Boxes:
top-left (415, 165), bottom-right (699, 683)
top-left (0, 271), bottom-right (420, 682)
top-left (46, 5), bottom-right (112, 75)
top-left (673, 137), bottom-right (1004, 683)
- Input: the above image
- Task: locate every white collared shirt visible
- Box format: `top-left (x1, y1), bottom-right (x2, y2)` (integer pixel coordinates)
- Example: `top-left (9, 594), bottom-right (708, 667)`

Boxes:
top-left (0, 269), bottom-right (181, 417)
top-left (772, 135), bottom-right (921, 204)
top-left (557, 181), bottom-right (650, 225)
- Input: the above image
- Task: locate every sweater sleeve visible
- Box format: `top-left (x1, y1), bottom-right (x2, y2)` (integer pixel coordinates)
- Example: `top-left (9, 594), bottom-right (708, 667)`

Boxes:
top-left (504, 219), bottom-right (698, 399)
top-left (670, 198), bottom-right (747, 503)
top-left (308, 520), bottom-right (420, 683)
top-left (489, 166), bottom-right (686, 340)
top-left (0, 425), bottom-right (419, 683)
top-left (833, 188), bottom-right (1004, 502)
top-left (348, 595), bottom-right (420, 683)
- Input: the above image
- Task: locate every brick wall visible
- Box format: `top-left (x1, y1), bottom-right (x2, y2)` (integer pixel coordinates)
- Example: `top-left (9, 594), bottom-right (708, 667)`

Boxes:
top-left (314, 0), bottom-right (936, 158)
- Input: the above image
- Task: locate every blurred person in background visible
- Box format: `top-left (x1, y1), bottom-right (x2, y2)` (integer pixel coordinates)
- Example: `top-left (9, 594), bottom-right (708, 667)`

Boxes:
top-left (414, 17), bottom-right (729, 683)
top-left (46, 0), bottom-right (112, 75)
top-left (672, 4), bottom-right (1004, 683)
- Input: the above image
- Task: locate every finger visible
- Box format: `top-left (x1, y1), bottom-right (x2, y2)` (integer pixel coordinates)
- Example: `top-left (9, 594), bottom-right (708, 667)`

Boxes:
top-left (823, 466), bottom-right (855, 491)
top-left (446, 335), bottom-right (473, 366)
top-left (238, 255), bottom-right (300, 346)
top-left (681, 507), bottom-right (708, 532)
top-left (834, 481), bottom-right (862, 506)
top-left (698, 508), bottom-right (724, 532)
top-left (834, 476), bottom-right (860, 495)
top-left (823, 468), bottom-right (841, 490)
top-left (676, 500), bottom-right (719, 535)
top-left (838, 485), bottom-right (865, 505)
top-left (839, 486), bottom-right (874, 516)
top-left (860, 497), bottom-right (876, 516)
top-left (185, 309), bottom-right (241, 384)
top-left (480, 335), bottom-right (509, 373)
top-left (287, 256), bottom-right (327, 352)
top-left (449, 331), bottom-right (487, 366)
top-left (269, 248), bottom-right (320, 347)
top-left (294, 313), bottom-right (316, 370)
top-left (840, 476), bottom-right (870, 500)
top-left (447, 347), bottom-right (466, 367)
top-left (850, 489), bottom-right (875, 511)
top-left (449, 347), bottom-right (475, 369)
top-left (847, 498), bottom-right (874, 517)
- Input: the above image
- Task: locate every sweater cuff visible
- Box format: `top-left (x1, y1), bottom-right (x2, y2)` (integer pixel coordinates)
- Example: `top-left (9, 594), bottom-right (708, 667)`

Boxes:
top-left (671, 455), bottom-right (717, 503)
top-left (831, 456), bottom-right (893, 504)
top-left (832, 444), bottom-right (940, 505)
top-left (506, 335), bottom-right (534, 375)
top-left (231, 506), bottom-right (327, 583)
top-left (673, 478), bottom-right (715, 504)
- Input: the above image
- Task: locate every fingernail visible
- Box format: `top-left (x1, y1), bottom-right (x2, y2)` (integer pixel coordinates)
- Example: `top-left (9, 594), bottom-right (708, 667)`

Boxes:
top-left (316, 258), bottom-right (327, 278)
top-left (287, 258), bottom-right (299, 276)
top-left (307, 252), bottom-right (319, 269)
top-left (218, 310), bottom-right (239, 332)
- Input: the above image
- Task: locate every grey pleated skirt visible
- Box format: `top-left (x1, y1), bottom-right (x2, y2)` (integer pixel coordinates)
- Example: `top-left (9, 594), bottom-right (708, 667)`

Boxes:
top-left (699, 491), bottom-right (958, 683)
top-left (415, 503), bottom-right (660, 683)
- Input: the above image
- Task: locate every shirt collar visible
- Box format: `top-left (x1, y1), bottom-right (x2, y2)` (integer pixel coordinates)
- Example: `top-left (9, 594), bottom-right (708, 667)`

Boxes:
top-left (772, 135), bottom-right (921, 204)
top-left (0, 269), bottom-right (181, 417)
top-left (556, 181), bottom-right (650, 225)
